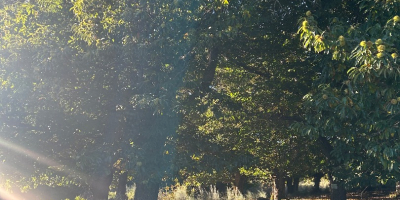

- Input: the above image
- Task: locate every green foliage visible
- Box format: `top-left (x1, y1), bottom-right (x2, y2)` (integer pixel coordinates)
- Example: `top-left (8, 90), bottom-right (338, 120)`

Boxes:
top-left (176, 0), bottom-right (321, 190)
top-left (295, 0), bottom-right (400, 187)
top-left (0, 0), bottom-right (191, 197)
top-left (6, 0), bottom-right (395, 198)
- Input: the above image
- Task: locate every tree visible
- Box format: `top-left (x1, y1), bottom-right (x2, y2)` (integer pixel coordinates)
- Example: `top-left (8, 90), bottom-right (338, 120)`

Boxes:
top-left (175, 1), bottom-right (321, 199)
top-left (294, 1), bottom-right (400, 199)
top-left (0, 0), bottom-right (192, 199)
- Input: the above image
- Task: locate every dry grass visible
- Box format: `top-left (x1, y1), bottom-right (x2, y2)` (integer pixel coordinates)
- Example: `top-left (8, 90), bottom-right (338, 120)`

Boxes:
top-left (157, 184), bottom-right (267, 200)
top-left (62, 177), bottom-right (400, 200)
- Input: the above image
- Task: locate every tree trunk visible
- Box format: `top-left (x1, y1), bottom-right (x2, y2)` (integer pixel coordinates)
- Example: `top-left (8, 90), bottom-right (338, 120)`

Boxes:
top-left (233, 171), bottom-right (248, 194)
top-left (293, 177), bottom-right (299, 193)
top-left (313, 172), bottom-right (324, 193)
top-left (133, 182), bottom-right (159, 200)
top-left (286, 177), bottom-right (294, 194)
top-left (89, 172), bottom-right (114, 200)
top-left (287, 176), bottom-right (299, 195)
top-left (116, 171), bottom-right (128, 200)
top-left (272, 170), bottom-right (286, 200)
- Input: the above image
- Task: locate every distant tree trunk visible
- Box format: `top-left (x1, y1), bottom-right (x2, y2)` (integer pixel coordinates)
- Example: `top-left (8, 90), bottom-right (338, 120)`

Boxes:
top-left (329, 175), bottom-right (346, 200)
top-left (233, 171), bottom-right (248, 194)
top-left (287, 177), bottom-right (294, 194)
top-left (116, 171), bottom-right (128, 200)
top-left (293, 177), bottom-right (299, 193)
top-left (272, 170), bottom-right (286, 200)
top-left (313, 172), bottom-right (324, 193)
top-left (133, 182), bottom-right (159, 200)
top-left (396, 181), bottom-right (400, 197)
top-left (287, 176), bottom-right (300, 194)
top-left (216, 181), bottom-right (228, 195)
top-left (89, 172), bottom-right (114, 200)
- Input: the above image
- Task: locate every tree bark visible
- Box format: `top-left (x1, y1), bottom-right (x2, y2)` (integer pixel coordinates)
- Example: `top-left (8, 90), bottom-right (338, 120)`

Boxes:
top-left (286, 177), bottom-right (294, 194)
top-left (216, 181), bottom-right (228, 195)
top-left (396, 181), bottom-right (400, 197)
top-left (287, 176), bottom-right (299, 194)
top-left (272, 170), bottom-right (286, 200)
top-left (293, 177), bottom-right (299, 193)
top-left (200, 47), bottom-right (219, 95)
top-left (116, 171), bottom-right (128, 200)
top-left (233, 171), bottom-right (248, 194)
top-left (89, 172), bottom-right (114, 200)
top-left (313, 172), bottom-right (324, 193)
top-left (133, 182), bottom-right (159, 200)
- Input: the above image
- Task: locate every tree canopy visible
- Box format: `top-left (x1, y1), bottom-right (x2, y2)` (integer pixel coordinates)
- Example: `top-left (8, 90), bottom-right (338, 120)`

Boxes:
top-left (1, 0), bottom-right (400, 200)
top-left (294, 0), bottom-right (400, 198)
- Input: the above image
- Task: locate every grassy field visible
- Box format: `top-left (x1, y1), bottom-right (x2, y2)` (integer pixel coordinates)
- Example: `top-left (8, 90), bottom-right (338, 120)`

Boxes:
top-left (107, 178), bottom-right (332, 200)
top-left (113, 178), bottom-right (396, 200)
top-left (2, 177), bottom-right (397, 200)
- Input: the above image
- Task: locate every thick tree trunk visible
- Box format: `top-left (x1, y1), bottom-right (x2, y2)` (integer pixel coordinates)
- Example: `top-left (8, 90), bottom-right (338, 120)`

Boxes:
top-left (116, 171), bottom-right (128, 200)
top-left (313, 172), bottom-right (324, 193)
top-left (89, 172), bottom-right (114, 200)
top-left (272, 170), bottom-right (286, 200)
top-left (133, 182), bottom-right (159, 200)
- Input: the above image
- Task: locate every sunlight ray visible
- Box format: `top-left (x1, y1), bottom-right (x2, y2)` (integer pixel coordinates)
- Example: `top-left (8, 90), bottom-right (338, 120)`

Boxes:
top-left (0, 137), bottom-right (61, 167)
top-left (0, 136), bottom-right (90, 184)
top-left (0, 187), bottom-right (23, 200)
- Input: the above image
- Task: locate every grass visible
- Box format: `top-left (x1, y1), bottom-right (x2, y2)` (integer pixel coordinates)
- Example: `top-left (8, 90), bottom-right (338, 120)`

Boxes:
top-left (108, 183), bottom-right (267, 200)
top-left (106, 179), bottom-right (330, 200)
top-left (157, 184), bottom-right (267, 200)
top-left (153, 178), bottom-right (331, 200)
top-left (101, 179), bottom-right (400, 200)
top-left (297, 178), bottom-right (330, 193)
top-left (8, 177), bottom-right (397, 200)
